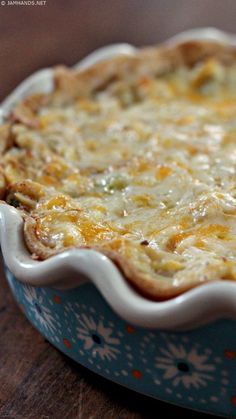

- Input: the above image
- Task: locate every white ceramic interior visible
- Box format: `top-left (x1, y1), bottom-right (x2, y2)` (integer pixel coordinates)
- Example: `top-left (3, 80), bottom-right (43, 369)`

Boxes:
top-left (0, 28), bottom-right (236, 330)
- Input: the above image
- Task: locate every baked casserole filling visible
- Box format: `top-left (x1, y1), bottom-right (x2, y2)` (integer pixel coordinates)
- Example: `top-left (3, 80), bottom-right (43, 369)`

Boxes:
top-left (0, 41), bottom-right (236, 299)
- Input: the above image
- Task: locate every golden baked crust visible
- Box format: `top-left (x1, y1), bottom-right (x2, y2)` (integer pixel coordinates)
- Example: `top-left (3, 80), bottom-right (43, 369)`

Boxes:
top-left (1, 40), bottom-right (236, 299)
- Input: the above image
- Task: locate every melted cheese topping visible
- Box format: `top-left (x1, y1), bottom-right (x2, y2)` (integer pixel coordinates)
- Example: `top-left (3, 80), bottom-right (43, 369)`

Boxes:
top-left (2, 56), bottom-right (236, 298)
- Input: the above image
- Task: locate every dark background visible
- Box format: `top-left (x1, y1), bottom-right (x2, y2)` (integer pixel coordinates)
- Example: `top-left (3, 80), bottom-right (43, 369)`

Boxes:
top-left (0, 0), bottom-right (236, 101)
top-left (0, 1), bottom-right (235, 417)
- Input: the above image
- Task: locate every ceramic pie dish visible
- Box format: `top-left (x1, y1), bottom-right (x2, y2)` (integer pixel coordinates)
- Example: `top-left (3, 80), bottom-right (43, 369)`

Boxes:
top-left (0, 28), bottom-right (236, 417)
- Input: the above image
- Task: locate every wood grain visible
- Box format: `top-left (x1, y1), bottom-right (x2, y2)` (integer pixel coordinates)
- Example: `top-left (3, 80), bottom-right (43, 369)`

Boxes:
top-left (0, 1), bottom-right (234, 416)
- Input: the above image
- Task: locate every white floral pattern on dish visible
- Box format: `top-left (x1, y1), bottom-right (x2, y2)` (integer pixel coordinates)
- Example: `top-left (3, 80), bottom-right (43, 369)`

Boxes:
top-left (23, 285), bottom-right (57, 333)
top-left (5, 269), bottom-right (236, 417)
top-left (76, 313), bottom-right (121, 360)
top-left (155, 343), bottom-right (216, 388)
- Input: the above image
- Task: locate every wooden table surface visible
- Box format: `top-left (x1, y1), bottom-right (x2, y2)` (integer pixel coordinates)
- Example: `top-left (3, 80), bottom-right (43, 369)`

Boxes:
top-left (0, 1), bottom-right (235, 417)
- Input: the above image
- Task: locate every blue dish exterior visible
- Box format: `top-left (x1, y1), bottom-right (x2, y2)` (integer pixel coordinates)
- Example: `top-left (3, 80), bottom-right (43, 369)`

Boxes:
top-left (5, 267), bottom-right (236, 417)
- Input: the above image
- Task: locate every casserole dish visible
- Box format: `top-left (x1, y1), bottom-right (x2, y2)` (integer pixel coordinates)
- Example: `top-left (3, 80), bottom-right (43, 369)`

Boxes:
top-left (0, 28), bottom-right (236, 416)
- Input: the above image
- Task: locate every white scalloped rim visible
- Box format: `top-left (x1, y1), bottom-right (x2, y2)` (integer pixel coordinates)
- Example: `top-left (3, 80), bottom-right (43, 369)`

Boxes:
top-left (1, 28), bottom-right (236, 330)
